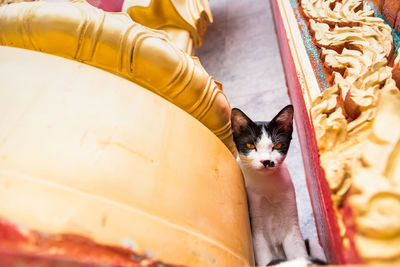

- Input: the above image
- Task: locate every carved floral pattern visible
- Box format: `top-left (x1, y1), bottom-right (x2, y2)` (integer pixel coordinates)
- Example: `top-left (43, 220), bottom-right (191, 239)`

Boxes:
top-left (301, 0), bottom-right (400, 263)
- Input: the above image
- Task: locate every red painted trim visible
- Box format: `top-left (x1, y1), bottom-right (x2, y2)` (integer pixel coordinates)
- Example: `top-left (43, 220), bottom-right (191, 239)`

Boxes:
top-left (341, 202), bottom-right (363, 263)
top-left (0, 218), bottom-right (182, 267)
top-left (87, 0), bottom-right (124, 12)
top-left (0, 250), bottom-right (97, 267)
top-left (269, 0), bottom-right (346, 263)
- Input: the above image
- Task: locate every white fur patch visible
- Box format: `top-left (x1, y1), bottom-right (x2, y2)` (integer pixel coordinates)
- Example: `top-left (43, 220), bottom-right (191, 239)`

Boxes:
top-left (308, 238), bottom-right (327, 261)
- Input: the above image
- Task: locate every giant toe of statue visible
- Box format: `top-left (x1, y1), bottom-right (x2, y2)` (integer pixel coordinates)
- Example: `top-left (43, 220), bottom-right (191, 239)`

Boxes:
top-left (0, 46), bottom-right (254, 267)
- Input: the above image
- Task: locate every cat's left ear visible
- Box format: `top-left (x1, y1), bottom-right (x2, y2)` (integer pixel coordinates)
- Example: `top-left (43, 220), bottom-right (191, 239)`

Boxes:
top-left (231, 108), bottom-right (255, 136)
top-left (270, 105), bottom-right (294, 133)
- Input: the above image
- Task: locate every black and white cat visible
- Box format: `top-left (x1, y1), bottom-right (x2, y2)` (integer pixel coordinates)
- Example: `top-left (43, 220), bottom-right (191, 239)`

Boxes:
top-left (231, 105), bottom-right (326, 266)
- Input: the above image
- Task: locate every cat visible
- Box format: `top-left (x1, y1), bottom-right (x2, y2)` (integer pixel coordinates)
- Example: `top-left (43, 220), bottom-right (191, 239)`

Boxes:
top-left (231, 105), bottom-right (326, 266)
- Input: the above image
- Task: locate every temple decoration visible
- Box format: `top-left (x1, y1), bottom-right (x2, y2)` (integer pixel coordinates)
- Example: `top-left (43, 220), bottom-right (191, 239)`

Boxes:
top-left (122, 0), bottom-right (213, 55)
top-left (0, 0), bottom-right (235, 153)
top-left (349, 80), bottom-right (400, 263)
top-left (0, 45), bottom-right (253, 267)
top-left (304, 0), bottom-right (400, 263)
top-left (271, 0), bottom-right (400, 264)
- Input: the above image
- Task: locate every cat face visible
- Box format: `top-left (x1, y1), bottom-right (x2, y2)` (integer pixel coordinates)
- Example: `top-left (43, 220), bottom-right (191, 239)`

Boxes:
top-left (231, 105), bottom-right (294, 172)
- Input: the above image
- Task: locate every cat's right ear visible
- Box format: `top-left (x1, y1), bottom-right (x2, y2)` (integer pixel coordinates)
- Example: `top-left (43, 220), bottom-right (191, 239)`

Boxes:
top-left (231, 108), bottom-right (254, 136)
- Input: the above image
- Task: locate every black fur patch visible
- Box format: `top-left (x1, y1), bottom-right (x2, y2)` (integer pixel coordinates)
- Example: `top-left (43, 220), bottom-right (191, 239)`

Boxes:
top-left (309, 257), bottom-right (328, 265)
top-left (305, 239), bottom-right (311, 255)
top-left (305, 239), bottom-right (328, 265)
top-left (267, 258), bottom-right (286, 266)
top-left (231, 105), bottom-right (294, 156)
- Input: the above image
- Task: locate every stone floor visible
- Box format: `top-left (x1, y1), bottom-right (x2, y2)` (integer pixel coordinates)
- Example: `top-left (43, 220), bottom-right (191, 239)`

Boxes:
top-left (196, 0), bottom-right (318, 240)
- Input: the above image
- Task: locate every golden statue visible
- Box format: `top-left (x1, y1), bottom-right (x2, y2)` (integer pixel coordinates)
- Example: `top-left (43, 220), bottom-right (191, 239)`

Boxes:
top-left (0, 0), bottom-right (253, 266)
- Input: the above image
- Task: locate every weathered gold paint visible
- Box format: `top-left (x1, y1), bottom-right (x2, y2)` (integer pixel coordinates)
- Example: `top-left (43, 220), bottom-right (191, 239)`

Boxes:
top-left (0, 0), bottom-right (235, 153)
top-left (0, 46), bottom-right (254, 267)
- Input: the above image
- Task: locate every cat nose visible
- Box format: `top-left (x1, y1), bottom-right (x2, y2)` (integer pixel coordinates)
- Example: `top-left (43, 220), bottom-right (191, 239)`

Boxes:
top-left (269, 161), bottom-right (275, 167)
top-left (260, 160), bottom-right (275, 167)
top-left (260, 160), bottom-right (270, 167)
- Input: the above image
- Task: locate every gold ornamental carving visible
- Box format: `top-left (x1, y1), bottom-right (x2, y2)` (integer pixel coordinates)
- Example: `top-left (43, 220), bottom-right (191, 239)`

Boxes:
top-left (0, 0), bottom-right (235, 153)
top-left (301, 0), bottom-right (400, 263)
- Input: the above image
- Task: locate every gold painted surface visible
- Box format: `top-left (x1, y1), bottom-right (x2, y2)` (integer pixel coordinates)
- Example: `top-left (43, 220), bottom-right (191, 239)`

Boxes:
top-left (0, 46), bottom-right (254, 267)
top-left (0, 0), bottom-right (235, 153)
top-left (163, 26), bottom-right (195, 55)
top-left (300, 0), bottom-right (400, 263)
top-left (122, 0), bottom-right (212, 53)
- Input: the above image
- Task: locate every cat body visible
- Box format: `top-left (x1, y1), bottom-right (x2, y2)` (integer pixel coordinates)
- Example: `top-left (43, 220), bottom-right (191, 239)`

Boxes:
top-left (231, 105), bottom-right (308, 266)
top-left (243, 161), bottom-right (307, 265)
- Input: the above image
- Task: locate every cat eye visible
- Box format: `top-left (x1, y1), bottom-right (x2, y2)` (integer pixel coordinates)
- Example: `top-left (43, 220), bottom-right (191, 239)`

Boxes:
top-left (246, 143), bottom-right (256, 149)
top-left (273, 143), bottom-right (282, 150)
